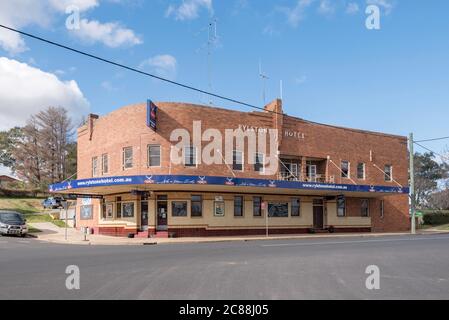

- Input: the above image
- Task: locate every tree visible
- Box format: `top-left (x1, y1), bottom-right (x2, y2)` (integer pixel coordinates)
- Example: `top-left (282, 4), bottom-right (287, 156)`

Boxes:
top-left (0, 127), bottom-right (23, 169)
top-left (428, 190), bottom-right (449, 210)
top-left (414, 152), bottom-right (449, 208)
top-left (6, 107), bottom-right (76, 190)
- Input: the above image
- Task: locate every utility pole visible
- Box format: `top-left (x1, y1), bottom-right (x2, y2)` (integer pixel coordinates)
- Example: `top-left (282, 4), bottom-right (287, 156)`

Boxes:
top-left (409, 133), bottom-right (416, 235)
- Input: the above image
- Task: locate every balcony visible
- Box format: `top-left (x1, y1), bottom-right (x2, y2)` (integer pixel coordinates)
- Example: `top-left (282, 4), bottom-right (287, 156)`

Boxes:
top-left (277, 157), bottom-right (328, 183)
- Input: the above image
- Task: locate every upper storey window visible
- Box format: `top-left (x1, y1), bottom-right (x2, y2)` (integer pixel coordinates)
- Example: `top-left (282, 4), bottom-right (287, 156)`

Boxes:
top-left (384, 165), bottom-right (393, 182)
top-left (92, 157), bottom-right (98, 177)
top-left (233, 150), bottom-right (243, 171)
top-left (341, 161), bottom-right (350, 178)
top-left (148, 145), bottom-right (161, 167)
top-left (102, 154), bottom-right (109, 175)
top-left (357, 163), bottom-right (365, 180)
top-left (123, 147), bottom-right (133, 170)
top-left (184, 146), bottom-right (197, 167)
top-left (254, 153), bottom-right (264, 173)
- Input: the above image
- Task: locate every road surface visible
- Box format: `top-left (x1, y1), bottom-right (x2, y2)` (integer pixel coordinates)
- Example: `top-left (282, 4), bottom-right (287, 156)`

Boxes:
top-left (1, 234), bottom-right (448, 299)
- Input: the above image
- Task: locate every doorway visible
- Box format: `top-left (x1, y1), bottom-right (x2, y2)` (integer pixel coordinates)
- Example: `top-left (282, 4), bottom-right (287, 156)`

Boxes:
top-left (141, 201), bottom-right (148, 231)
top-left (156, 195), bottom-right (168, 231)
top-left (313, 199), bottom-right (324, 229)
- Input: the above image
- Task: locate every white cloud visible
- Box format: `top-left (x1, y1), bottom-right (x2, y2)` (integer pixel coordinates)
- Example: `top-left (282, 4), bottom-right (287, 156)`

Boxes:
top-left (0, 1), bottom-right (52, 54)
top-left (367, 0), bottom-right (395, 15)
top-left (346, 2), bottom-right (360, 14)
top-left (139, 55), bottom-right (177, 79)
top-left (48, 0), bottom-right (99, 12)
top-left (294, 75), bottom-right (307, 85)
top-left (166, 0), bottom-right (213, 21)
top-left (317, 0), bottom-right (335, 15)
top-left (278, 0), bottom-right (314, 28)
top-left (0, 57), bottom-right (90, 130)
top-left (70, 19), bottom-right (142, 48)
top-left (0, 0), bottom-right (139, 54)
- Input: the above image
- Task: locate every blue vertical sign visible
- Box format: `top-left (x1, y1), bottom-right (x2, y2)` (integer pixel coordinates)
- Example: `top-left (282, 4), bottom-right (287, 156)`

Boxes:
top-left (147, 99), bottom-right (157, 131)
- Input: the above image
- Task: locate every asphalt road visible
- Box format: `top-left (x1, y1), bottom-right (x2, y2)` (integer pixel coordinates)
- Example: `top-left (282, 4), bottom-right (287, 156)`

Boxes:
top-left (1, 234), bottom-right (449, 300)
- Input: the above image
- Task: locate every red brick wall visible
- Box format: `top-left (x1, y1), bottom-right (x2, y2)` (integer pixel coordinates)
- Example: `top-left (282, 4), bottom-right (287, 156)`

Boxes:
top-left (76, 100), bottom-right (409, 232)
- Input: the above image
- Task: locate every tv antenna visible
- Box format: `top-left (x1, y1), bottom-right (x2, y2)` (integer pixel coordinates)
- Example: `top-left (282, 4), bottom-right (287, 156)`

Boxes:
top-left (259, 60), bottom-right (270, 105)
top-left (207, 18), bottom-right (218, 105)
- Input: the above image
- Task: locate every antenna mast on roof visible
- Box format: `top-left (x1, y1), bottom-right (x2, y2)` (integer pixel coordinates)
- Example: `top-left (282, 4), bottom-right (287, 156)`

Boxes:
top-left (207, 18), bottom-right (218, 106)
top-left (259, 60), bottom-right (270, 105)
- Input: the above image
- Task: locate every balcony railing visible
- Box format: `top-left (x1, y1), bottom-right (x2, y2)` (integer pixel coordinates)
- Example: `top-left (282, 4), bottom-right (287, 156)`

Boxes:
top-left (278, 172), bottom-right (327, 183)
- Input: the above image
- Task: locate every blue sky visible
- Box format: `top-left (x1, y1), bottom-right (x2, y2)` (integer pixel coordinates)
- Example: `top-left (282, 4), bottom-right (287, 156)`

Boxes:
top-left (0, 0), bottom-right (449, 166)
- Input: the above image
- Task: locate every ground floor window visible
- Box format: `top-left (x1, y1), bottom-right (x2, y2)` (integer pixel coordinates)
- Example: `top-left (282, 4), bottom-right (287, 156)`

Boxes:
top-left (234, 196), bottom-right (244, 217)
top-left (172, 201), bottom-right (188, 217)
top-left (253, 197), bottom-right (262, 217)
top-left (102, 203), bottom-right (114, 219)
top-left (116, 196), bottom-right (122, 218)
top-left (337, 196), bottom-right (346, 217)
top-left (122, 202), bottom-right (135, 218)
top-left (268, 202), bottom-right (289, 217)
top-left (191, 195), bottom-right (202, 217)
top-left (380, 200), bottom-right (385, 219)
top-left (361, 199), bottom-right (370, 217)
top-left (291, 198), bottom-right (301, 217)
top-left (214, 201), bottom-right (225, 217)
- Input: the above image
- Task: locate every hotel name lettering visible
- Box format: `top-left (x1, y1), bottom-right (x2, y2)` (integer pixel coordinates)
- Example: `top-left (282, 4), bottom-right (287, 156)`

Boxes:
top-left (238, 125), bottom-right (305, 140)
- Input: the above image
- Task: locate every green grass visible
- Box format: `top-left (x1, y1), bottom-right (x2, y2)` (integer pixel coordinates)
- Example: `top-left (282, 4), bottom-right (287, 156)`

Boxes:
top-left (0, 197), bottom-right (68, 229)
top-left (0, 197), bottom-right (44, 214)
top-left (420, 223), bottom-right (449, 231)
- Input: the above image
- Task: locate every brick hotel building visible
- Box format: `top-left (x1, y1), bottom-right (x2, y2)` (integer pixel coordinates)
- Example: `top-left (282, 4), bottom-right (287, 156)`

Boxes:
top-left (50, 99), bottom-right (410, 237)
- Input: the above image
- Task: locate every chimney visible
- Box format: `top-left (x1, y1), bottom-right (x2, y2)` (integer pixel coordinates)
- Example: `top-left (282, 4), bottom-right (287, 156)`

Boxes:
top-left (88, 113), bottom-right (99, 141)
top-left (264, 99), bottom-right (284, 147)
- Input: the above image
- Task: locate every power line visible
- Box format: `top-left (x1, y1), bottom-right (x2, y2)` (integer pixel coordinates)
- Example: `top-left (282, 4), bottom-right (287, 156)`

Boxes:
top-left (415, 136), bottom-right (449, 143)
top-left (414, 141), bottom-right (449, 162)
top-left (0, 24), bottom-right (285, 116)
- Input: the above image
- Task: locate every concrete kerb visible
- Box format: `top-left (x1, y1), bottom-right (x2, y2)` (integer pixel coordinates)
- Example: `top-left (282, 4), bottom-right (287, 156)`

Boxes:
top-left (32, 229), bottom-right (449, 246)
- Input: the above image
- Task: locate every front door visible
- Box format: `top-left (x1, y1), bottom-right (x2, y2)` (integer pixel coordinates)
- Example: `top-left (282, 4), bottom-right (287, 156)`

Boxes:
top-left (313, 200), bottom-right (324, 229)
top-left (141, 201), bottom-right (148, 231)
top-left (157, 197), bottom-right (168, 231)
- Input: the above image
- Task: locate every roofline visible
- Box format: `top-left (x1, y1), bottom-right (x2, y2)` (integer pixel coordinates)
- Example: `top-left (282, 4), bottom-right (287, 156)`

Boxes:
top-left (85, 101), bottom-right (408, 141)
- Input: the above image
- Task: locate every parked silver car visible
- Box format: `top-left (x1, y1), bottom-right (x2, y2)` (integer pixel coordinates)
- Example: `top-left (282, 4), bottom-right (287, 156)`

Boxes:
top-left (0, 211), bottom-right (28, 237)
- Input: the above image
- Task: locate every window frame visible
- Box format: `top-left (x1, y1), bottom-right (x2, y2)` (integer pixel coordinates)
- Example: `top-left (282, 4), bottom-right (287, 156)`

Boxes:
top-left (253, 196), bottom-right (262, 217)
top-left (184, 145), bottom-right (197, 168)
top-left (101, 154), bottom-right (109, 175)
top-left (380, 200), bottom-right (385, 219)
top-left (384, 165), bottom-right (393, 182)
top-left (357, 162), bottom-right (365, 180)
top-left (171, 201), bottom-right (188, 217)
top-left (341, 161), bottom-right (350, 179)
top-left (92, 157), bottom-right (98, 177)
top-left (103, 202), bottom-right (114, 220)
top-left (233, 150), bottom-right (244, 172)
top-left (291, 198), bottom-right (301, 217)
top-left (254, 152), bottom-right (265, 173)
top-left (234, 196), bottom-right (244, 217)
top-left (122, 147), bottom-right (133, 170)
top-left (361, 199), bottom-right (370, 217)
top-left (214, 201), bottom-right (225, 217)
top-left (190, 195), bottom-right (203, 217)
top-left (337, 196), bottom-right (346, 217)
top-left (116, 196), bottom-right (122, 219)
top-left (121, 201), bottom-right (135, 218)
top-left (148, 144), bottom-right (162, 168)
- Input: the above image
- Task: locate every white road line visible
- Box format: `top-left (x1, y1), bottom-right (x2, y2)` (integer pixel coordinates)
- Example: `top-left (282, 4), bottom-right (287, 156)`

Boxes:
top-left (261, 236), bottom-right (449, 248)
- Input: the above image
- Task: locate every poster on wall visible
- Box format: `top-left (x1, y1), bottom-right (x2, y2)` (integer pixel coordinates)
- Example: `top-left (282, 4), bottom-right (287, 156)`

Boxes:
top-left (80, 205), bottom-right (93, 220)
top-left (268, 203), bottom-right (289, 217)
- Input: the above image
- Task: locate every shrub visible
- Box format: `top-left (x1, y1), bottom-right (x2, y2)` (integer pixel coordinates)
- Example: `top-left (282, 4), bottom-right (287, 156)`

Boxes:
top-left (423, 211), bottom-right (449, 225)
